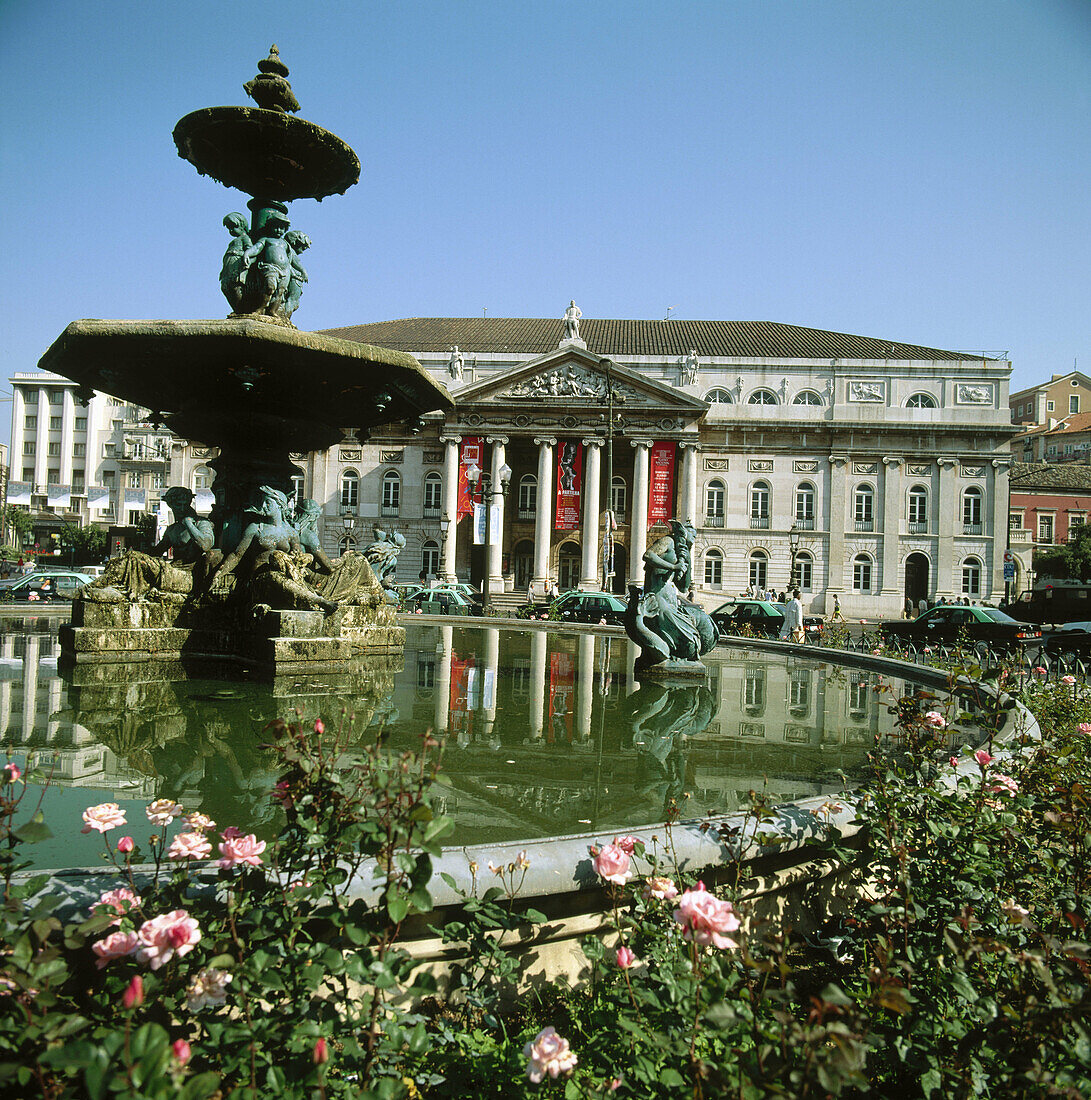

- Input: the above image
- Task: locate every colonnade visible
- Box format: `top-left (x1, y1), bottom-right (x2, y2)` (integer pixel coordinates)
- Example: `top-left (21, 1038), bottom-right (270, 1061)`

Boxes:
top-left (440, 434), bottom-right (701, 594)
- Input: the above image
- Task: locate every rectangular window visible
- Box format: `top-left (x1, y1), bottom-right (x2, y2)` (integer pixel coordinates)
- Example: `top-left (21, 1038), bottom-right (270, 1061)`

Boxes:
top-left (21, 468), bottom-right (33, 481)
top-left (150, 472), bottom-right (163, 490)
top-left (49, 416), bottom-right (62, 431)
top-left (46, 442), bottom-right (61, 457)
top-left (24, 391), bottom-right (37, 405)
top-left (22, 442), bottom-right (34, 455)
top-left (1048, 400), bottom-right (1055, 412)
top-left (46, 469), bottom-right (59, 485)
top-left (75, 417), bottom-right (87, 432)
top-left (1009, 513), bottom-right (1023, 530)
top-left (1072, 395), bottom-right (1080, 414)
top-left (102, 470), bottom-right (115, 484)
top-left (128, 472), bottom-right (142, 488)
top-left (72, 476), bottom-right (85, 494)
top-left (1038, 515), bottom-right (1055, 543)
top-left (425, 478), bottom-right (443, 513)
top-left (1070, 515), bottom-right (1085, 533)
top-left (796, 557), bottom-right (813, 591)
top-left (853, 559), bottom-right (872, 592)
top-left (24, 416), bottom-right (36, 431)
top-left (103, 442), bottom-right (115, 457)
top-left (73, 443), bottom-right (85, 457)
top-left (47, 391), bottom-right (62, 406)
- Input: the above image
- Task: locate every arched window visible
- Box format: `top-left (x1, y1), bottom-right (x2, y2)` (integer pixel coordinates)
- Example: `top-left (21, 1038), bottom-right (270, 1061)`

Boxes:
top-left (421, 540), bottom-right (440, 578)
top-left (793, 391), bottom-right (823, 405)
top-left (192, 465), bottom-right (212, 492)
top-left (750, 481), bottom-right (770, 528)
top-left (852, 553), bottom-right (873, 592)
top-left (748, 388), bottom-right (778, 405)
top-left (906, 392), bottom-right (937, 408)
top-left (854, 484), bottom-right (874, 530)
top-left (794, 482), bottom-right (815, 529)
top-left (423, 472), bottom-right (442, 516)
top-left (705, 388), bottom-right (734, 404)
top-left (705, 479), bottom-right (725, 527)
top-left (338, 534), bottom-right (357, 554)
top-left (381, 470), bottom-right (401, 516)
top-left (518, 474), bottom-right (537, 519)
top-left (610, 476), bottom-right (627, 518)
top-left (907, 484), bottom-right (928, 531)
top-left (340, 468), bottom-right (359, 509)
top-left (703, 548), bottom-right (723, 588)
top-left (962, 487), bottom-right (983, 533)
top-left (794, 551), bottom-right (813, 591)
top-left (961, 556), bottom-right (982, 597)
top-left (749, 550), bottom-right (768, 591)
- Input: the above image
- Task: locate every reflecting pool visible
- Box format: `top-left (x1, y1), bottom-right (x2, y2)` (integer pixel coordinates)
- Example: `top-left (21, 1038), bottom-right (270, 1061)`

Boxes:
top-left (0, 616), bottom-right (957, 869)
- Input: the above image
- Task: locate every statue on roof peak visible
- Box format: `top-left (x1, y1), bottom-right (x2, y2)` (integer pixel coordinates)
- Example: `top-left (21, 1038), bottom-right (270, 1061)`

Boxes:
top-left (562, 300), bottom-right (582, 341)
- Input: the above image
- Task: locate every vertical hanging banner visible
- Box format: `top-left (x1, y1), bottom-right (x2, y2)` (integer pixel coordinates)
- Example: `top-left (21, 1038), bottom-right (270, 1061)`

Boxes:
top-left (554, 440), bottom-right (583, 531)
top-left (647, 442), bottom-right (677, 524)
top-left (548, 650), bottom-right (575, 744)
top-left (449, 654), bottom-right (475, 744)
top-left (457, 437), bottom-right (483, 523)
top-left (472, 502), bottom-right (486, 545)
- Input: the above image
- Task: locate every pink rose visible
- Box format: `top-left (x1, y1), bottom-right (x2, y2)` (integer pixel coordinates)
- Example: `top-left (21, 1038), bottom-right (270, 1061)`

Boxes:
top-left (220, 826), bottom-right (243, 840)
top-left (122, 975), bottom-right (144, 1008)
top-left (1079, 723), bottom-right (1091, 735)
top-left (168, 832), bottom-right (213, 861)
top-left (183, 812), bottom-right (215, 832)
top-left (974, 749), bottom-right (993, 768)
top-left (616, 945), bottom-right (636, 969)
top-left (82, 803), bottom-right (127, 834)
top-left (1034, 666), bottom-right (1047, 676)
top-left (218, 833), bottom-right (266, 869)
top-left (117, 836), bottom-right (134, 853)
top-left (314, 719), bottom-right (325, 735)
top-left (270, 780), bottom-right (292, 805)
top-left (524, 1026), bottom-right (578, 1083)
top-left (313, 1037), bottom-right (329, 1065)
top-left (613, 835), bottom-right (640, 856)
top-left (988, 773), bottom-right (1018, 798)
top-left (2, 763), bottom-right (20, 783)
top-left (136, 910), bottom-right (200, 970)
top-left (92, 888), bottom-right (141, 924)
top-left (1062, 675), bottom-right (1077, 685)
top-left (186, 966), bottom-right (233, 1012)
top-left (146, 799), bottom-right (184, 826)
top-left (92, 930), bottom-right (139, 969)
top-left (172, 1039), bottom-right (192, 1065)
top-left (1001, 898), bottom-right (1031, 926)
top-left (923, 711), bottom-right (946, 729)
top-left (642, 876), bottom-right (678, 901)
top-left (949, 756), bottom-right (960, 768)
top-left (591, 843), bottom-right (632, 886)
top-left (673, 881), bottom-right (740, 949)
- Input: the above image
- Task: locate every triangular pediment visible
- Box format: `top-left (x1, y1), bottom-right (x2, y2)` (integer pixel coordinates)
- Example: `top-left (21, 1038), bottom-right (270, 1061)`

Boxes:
top-left (454, 346), bottom-right (709, 414)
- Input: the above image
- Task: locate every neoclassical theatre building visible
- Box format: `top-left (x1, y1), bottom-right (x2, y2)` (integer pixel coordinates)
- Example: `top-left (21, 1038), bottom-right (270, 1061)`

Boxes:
top-left (172, 310), bottom-right (1015, 618)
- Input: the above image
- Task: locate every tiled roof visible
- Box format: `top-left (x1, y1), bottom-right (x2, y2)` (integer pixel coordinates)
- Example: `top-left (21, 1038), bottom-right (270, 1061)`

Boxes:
top-left (1010, 462), bottom-right (1091, 490)
top-left (319, 317), bottom-right (985, 361)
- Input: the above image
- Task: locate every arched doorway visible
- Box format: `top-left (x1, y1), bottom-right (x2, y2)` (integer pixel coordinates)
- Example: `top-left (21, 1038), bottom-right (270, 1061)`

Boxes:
top-left (512, 539), bottom-right (534, 590)
top-left (905, 552), bottom-right (929, 609)
top-left (558, 541), bottom-right (580, 591)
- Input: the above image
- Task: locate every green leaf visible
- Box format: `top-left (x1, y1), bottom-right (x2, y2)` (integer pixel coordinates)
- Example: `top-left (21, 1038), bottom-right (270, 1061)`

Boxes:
top-left (14, 816), bottom-right (53, 844)
top-left (387, 895), bottom-right (409, 923)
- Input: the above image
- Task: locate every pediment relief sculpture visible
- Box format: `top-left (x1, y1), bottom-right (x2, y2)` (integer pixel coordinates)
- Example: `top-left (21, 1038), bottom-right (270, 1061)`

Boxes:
top-left (500, 363), bottom-right (647, 404)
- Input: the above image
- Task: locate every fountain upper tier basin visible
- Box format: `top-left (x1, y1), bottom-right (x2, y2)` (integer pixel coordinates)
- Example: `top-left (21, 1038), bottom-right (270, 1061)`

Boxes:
top-left (39, 318), bottom-right (455, 448)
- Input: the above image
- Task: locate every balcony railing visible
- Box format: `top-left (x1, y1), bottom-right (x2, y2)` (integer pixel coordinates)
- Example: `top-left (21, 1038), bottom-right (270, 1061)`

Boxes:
top-left (423, 506), bottom-right (442, 519)
top-left (907, 521), bottom-right (928, 534)
top-left (854, 519), bottom-right (874, 532)
top-left (1009, 528), bottom-right (1032, 543)
top-left (962, 523), bottom-right (983, 536)
top-left (749, 516), bottom-right (770, 530)
top-left (380, 504), bottom-right (400, 518)
top-left (705, 514), bottom-right (725, 528)
top-left (517, 507), bottom-right (535, 521)
top-left (794, 517), bottom-right (815, 530)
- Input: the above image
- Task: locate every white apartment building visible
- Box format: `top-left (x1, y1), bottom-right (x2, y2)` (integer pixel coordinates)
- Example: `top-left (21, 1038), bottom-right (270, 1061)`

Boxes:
top-left (8, 372), bottom-right (172, 547)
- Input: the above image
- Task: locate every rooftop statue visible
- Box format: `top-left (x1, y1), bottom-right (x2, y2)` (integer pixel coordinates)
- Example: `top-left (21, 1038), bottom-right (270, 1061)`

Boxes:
top-left (562, 299), bottom-right (582, 340)
top-left (448, 346), bottom-right (464, 380)
top-left (625, 519), bottom-right (717, 671)
top-left (681, 350), bottom-right (699, 386)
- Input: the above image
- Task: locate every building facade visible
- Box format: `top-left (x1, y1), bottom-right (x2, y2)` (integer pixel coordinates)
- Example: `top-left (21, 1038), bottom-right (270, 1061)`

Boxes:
top-left (168, 313), bottom-right (1015, 618)
top-left (1010, 370), bottom-right (1091, 428)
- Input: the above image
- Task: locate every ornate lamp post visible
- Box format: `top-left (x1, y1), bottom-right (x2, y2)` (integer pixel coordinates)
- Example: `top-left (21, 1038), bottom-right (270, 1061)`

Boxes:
top-left (439, 513), bottom-right (451, 582)
top-left (342, 513), bottom-right (355, 552)
top-left (788, 522), bottom-right (801, 590)
top-left (466, 461), bottom-right (511, 612)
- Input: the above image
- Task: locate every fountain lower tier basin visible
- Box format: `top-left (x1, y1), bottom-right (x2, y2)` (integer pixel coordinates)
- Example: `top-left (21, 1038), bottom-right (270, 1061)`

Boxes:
top-left (38, 318), bottom-right (454, 446)
top-left (60, 598), bottom-right (405, 674)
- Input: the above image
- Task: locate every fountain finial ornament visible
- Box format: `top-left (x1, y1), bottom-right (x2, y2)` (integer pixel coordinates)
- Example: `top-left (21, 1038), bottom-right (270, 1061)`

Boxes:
top-left (244, 45), bottom-right (301, 113)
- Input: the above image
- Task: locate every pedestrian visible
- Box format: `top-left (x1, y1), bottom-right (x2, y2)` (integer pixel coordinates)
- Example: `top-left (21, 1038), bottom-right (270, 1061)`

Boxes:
top-left (917, 598), bottom-right (927, 617)
top-left (548, 580), bottom-right (559, 601)
top-left (832, 594), bottom-right (842, 621)
top-left (780, 588), bottom-right (805, 642)
top-left (904, 598), bottom-right (912, 619)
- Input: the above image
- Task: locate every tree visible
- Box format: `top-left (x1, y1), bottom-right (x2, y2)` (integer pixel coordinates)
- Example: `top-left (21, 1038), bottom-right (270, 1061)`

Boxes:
top-left (2, 506), bottom-right (33, 549)
top-left (1033, 523), bottom-right (1091, 581)
top-left (60, 524), bottom-right (107, 564)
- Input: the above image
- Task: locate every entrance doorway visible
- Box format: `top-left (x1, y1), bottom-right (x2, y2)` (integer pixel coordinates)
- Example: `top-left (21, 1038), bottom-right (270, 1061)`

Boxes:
top-left (606, 542), bottom-right (627, 594)
top-left (512, 540), bottom-right (534, 590)
top-left (558, 541), bottom-right (580, 590)
top-left (904, 552), bottom-right (929, 610)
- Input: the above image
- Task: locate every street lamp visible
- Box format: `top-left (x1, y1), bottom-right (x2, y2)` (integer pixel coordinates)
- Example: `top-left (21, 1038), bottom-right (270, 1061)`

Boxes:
top-left (787, 522), bottom-right (801, 590)
top-left (439, 512), bottom-right (451, 583)
top-left (466, 461), bottom-right (511, 612)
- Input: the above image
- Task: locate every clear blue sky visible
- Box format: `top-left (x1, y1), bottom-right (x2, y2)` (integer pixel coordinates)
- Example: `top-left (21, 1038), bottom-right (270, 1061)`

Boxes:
top-left (3, 0), bottom-right (1090, 444)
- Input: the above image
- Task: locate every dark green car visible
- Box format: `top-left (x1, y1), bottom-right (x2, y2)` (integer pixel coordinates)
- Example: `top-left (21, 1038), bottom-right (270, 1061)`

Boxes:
top-left (550, 590), bottom-right (627, 625)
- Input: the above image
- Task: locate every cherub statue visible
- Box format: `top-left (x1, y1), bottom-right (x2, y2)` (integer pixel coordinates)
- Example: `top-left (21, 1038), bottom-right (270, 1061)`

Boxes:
top-left (283, 230), bottom-right (310, 320)
top-left (241, 214), bottom-right (307, 318)
top-left (219, 213), bottom-right (253, 312)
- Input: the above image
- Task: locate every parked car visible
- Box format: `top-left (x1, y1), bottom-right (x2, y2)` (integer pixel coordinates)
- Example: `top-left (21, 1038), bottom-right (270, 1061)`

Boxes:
top-left (401, 588), bottom-right (474, 615)
top-left (0, 570), bottom-right (94, 603)
top-left (550, 590), bottom-right (627, 625)
top-left (404, 582), bottom-right (482, 609)
top-left (878, 605), bottom-right (1042, 651)
top-left (1043, 620), bottom-right (1091, 658)
top-left (710, 598), bottom-right (824, 640)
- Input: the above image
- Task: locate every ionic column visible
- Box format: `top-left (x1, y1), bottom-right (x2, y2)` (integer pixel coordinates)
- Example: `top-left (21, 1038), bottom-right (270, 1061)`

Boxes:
top-left (60, 389), bottom-right (76, 486)
top-left (825, 455), bottom-right (848, 614)
top-left (880, 456), bottom-right (902, 604)
top-left (529, 629), bottom-right (547, 741)
top-left (580, 438), bottom-right (603, 589)
top-left (482, 627), bottom-right (500, 739)
top-left (990, 459), bottom-right (1011, 600)
top-left (629, 440), bottom-right (652, 585)
top-left (576, 633), bottom-right (595, 740)
top-left (936, 458), bottom-right (958, 600)
top-left (441, 436), bottom-right (461, 582)
top-left (679, 441), bottom-right (699, 528)
top-left (533, 437), bottom-right (556, 593)
top-left (486, 436), bottom-right (508, 590)
top-left (433, 624), bottom-right (453, 735)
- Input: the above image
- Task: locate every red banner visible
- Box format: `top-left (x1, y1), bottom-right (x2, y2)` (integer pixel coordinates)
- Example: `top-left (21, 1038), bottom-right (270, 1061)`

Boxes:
top-left (548, 650), bottom-right (575, 744)
top-left (449, 654), bottom-right (475, 743)
top-left (457, 437), bottom-right (483, 523)
top-left (554, 441), bottom-right (583, 531)
top-left (648, 442), bottom-right (676, 524)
